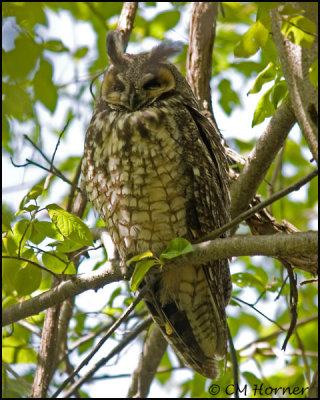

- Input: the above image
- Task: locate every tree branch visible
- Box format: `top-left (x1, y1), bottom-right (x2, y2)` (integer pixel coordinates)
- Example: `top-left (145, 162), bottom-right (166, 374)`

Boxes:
top-left (127, 324), bottom-right (168, 398)
top-left (198, 167), bottom-right (318, 242)
top-left (230, 100), bottom-right (296, 218)
top-left (2, 263), bottom-right (124, 327)
top-left (2, 231), bottom-right (317, 327)
top-left (308, 363), bottom-right (318, 398)
top-left (240, 315), bottom-right (318, 351)
top-left (165, 232), bottom-right (318, 274)
top-left (116, 2), bottom-right (138, 52)
top-left (52, 283), bottom-right (151, 398)
top-left (271, 4), bottom-right (318, 164)
top-left (186, 2), bottom-right (218, 120)
top-left (60, 318), bottom-right (152, 398)
top-left (30, 277), bottom-right (62, 397)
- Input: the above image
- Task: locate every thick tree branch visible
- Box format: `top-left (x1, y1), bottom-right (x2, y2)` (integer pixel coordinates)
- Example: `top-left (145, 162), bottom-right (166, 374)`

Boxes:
top-left (271, 4), bottom-right (318, 164)
top-left (165, 232), bottom-right (318, 274)
top-left (3, 231), bottom-right (317, 327)
top-left (116, 2), bottom-right (138, 52)
top-left (186, 2), bottom-right (218, 120)
top-left (30, 277), bottom-right (61, 398)
top-left (184, 3), bottom-right (317, 276)
top-left (230, 100), bottom-right (296, 218)
top-left (127, 324), bottom-right (168, 398)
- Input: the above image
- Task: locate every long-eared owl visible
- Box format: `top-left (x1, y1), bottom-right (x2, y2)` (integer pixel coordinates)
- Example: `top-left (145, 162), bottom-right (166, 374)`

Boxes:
top-left (82, 30), bottom-right (232, 380)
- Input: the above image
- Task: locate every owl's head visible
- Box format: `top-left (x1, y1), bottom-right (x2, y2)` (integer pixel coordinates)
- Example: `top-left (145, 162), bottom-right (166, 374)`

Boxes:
top-left (101, 30), bottom-right (184, 111)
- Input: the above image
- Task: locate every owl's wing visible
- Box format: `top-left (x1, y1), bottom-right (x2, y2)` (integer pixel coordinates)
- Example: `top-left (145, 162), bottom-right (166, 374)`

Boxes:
top-left (186, 105), bottom-right (230, 202)
top-left (184, 104), bottom-right (232, 344)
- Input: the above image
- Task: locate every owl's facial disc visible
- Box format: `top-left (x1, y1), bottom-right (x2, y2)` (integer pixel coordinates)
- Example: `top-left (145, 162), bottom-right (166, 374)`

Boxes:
top-left (102, 66), bottom-right (176, 111)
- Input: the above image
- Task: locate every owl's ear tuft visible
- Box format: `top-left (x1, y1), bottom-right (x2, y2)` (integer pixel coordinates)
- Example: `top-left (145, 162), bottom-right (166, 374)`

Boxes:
top-left (149, 40), bottom-right (183, 63)
top-left (106, 30), bottom-right (126, 65)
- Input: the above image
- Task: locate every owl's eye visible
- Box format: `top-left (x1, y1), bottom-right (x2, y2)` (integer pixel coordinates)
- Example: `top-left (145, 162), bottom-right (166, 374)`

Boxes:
top-left (113, 81), bottom-right (125, 92)
top-left (143, 77), bottom-right (162, 90)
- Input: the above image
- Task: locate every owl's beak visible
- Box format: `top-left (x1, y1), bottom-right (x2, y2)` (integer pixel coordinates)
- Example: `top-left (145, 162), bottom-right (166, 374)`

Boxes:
top-left (129, 91), bottom-right (140, 110)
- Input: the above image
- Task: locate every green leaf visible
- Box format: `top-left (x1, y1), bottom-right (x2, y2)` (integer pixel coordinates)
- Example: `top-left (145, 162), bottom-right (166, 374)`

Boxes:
top-left (218, 78), bottom-right (241, 115)
top-left (46, 204), bottom-right (93, 247)
top-left (74, 46), bottom-right (89, 59)
top-left (33, 58), bottom-right (58, 112)
top-left (234, 20), bottom-right (269, 58)
top-left (281, 15), bottom-right (315, 48)
top-left (131, 260), bottom-right (157, 293)
top-left (3, 35), bottom-right (41, 80)
top-left (3, 250), bottom-right (42, 296)
top-left (231, 61), bottom-right (265, 78)
top-left (232, 272), bottom-right (265, 288)
top-left (249, 62), bottom-right (277, 94)
top-left (252, 86), bottom-right (275, 126)
top-left (2, 336), bottom-right (37, 364)
top-left (30, 220), bottom-right (64, 244)
top-left (160, 238), bottom-right (193, 261)
top-left (44, 39), bottom-right (69, 53)
top-left (2, 204), bottom-right (14, 233)
top-left (107, 287), bottom-right (122, 307)
top-left (18, 183), bottom-right (44, 212)
top-left (256, 3), bottom-right (279, 29)
top-left (243, 371), bottom-right (265, 389)
top-left (261, 36), bottom-right (279, 63)
top-left (309, 59), bottom-right (318, 88)
top-left (2, 236), bottom-right (18, 256)
top-left (270, 80), bottom-right (288, 108)
top-left (11, 219), bottom-right (32, 250)
top-left (149, 10), bottom-right (180, 39)
top-left (54, 237), bottom-right (87, 253)
top-left (28, 183), bottom-right (44, 200)
top-left (2, 257), bottom-right (21, 295)
top-left (2, 82), bottom-right (34, 121)
top-left (3, 2), bottom-right (47, 31)
top-left (42, 251), bottom-right (76, 274)
top-left (128, 250), bottom-right (154, 266)
top-left (156, 351), bottom-right (172, 385)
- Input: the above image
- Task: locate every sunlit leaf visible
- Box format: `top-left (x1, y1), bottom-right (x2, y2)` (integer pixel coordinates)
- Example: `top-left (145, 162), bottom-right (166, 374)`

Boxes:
top-left (46, 204), bottom-right (93, 247)
top-left (160, 238), bottom-right (193, 261)
top-left (309, 59), bottom-right (318, 88)
top-left (128, 250), bottom-right (154, 266)
top-left (281, 15), bottom-right (316, 48)
top-left (131, 259), bottom-right (157, 293)
top-left (252, 86), bottom-right (275, 126)
top-left (232, 272), bottom-right (265, 288)
top-left (234, 20), bottom-right (269, 58)
top-left (249, 62), bottom-right (277, 94)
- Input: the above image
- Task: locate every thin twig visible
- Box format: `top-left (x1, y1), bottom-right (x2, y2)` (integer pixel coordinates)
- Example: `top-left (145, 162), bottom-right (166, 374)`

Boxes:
top-left (240, 315), bottom-right (318, 351)
top-left (51, 280), bottom-right (154, 398)
top-left (50, 117), bottom-right (73, 167)
top-left (196, 168), bottom-right (318, 243)
top-left (232, 296), bottom-right (286, 330)
top-left (281, 261), bottom-right (298, 351)
top-left (61, 318), bottom-right (152, 398)
top-left (2, 255), bottom-right (60, 278)
top-left (227, 324), bottom-right (239, 399)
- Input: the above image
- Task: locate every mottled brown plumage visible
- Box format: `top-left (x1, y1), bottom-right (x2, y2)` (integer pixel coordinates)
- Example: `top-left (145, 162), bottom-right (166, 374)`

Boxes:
top-left (81, 31), bottom-right (232, 379)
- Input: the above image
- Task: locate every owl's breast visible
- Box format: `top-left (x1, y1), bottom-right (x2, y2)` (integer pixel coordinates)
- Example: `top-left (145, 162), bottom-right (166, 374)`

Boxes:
top-left (84, 105), bottom-right (194, 259)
